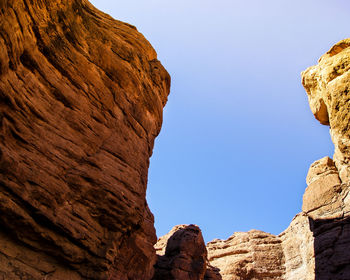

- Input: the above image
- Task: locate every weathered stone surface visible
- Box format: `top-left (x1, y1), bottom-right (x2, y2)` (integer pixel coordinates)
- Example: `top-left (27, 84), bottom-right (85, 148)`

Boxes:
top-left (153, 225), bottom-right (208, 280)
top-left (279, 213), bottom-right (315, 280)
top-left (302, 39), bottom-right (350, 182)
top-left (303, 157), bottom-right (342, 219)
top-left (205, 215), bottom-right (315, 280)
top-left (0, 0), bottom-right (170, 279)
top-left (2, 3), bottom-right (350, 278)
top-left (204, 264), bottom-right (223, 280)
top-left (280, 155), bottom-right (350, 280)
top-left (301, 41), bottom-right (350, 278)
top-left (207, 230), bottom-right (285, 280)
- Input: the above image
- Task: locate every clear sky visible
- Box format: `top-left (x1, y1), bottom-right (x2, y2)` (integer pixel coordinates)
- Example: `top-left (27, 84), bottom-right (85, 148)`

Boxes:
top-left (90, 0), bottom-right (350, 242)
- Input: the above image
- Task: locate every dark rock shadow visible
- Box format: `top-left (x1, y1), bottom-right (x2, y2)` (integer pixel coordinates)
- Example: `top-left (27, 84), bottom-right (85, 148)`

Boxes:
top-left (309, 216), bottom-right (350, 280)
top-left (152, 225), bottom-right (222, 280)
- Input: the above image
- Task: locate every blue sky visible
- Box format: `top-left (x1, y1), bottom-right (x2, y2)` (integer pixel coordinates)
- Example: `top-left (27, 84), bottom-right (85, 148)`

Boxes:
top-left (90, 0), bottom-right (349, 242)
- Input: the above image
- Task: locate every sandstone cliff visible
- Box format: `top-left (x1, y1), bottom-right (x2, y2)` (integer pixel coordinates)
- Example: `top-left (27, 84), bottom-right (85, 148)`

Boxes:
top-left (302, 39), bottom-right (350, 183)
top-left (0, 0), bottom-right (170, 279)
top-left (1, 0), bottom-right (350, 278)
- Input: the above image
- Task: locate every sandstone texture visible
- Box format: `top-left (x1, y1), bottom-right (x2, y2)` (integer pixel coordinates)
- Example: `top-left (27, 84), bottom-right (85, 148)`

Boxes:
top-left (279, 214), bottom-right (315, 280)
top-left (205, 156), bottom-right (350, 280)
top-left (301, 41), bottom-right (350, 279)
top-left (0, 0), bottom-right (170, 279)
top-left (302, 39), bottom-right (350, 183)
top-left (153, 225), bottom-right (210, 280)
top-left (207, 230), bottom-right (285, 280)
top-left (1, 1), bottom-right (350, 278)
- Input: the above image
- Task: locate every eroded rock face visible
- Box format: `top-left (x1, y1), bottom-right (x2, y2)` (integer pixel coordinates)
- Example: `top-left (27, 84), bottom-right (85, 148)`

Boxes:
top-left (301, 41), bottom-right (350, 278)
top-left (279, 214), bottom-right (315, 280)
top-left (153, 225), bottom-right (209, 280)
top-left (302, 39), bottom-right (350, 182)
top-left (302, 157), bottom-right (343, 220)
top-left (207, 230), bottom-right (285, 280)
top-left (0, 1), bottom-right (170, 279)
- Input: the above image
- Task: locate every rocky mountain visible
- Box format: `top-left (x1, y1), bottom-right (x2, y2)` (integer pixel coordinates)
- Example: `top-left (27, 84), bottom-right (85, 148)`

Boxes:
top-left (0, 0), bottom-right (169, 279)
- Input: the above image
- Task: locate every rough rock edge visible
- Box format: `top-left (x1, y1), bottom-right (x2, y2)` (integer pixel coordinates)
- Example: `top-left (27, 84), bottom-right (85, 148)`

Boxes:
top-left (200, 39), bottom-right (350, 280)
top-left (0, 0), bottom-right (170, 279)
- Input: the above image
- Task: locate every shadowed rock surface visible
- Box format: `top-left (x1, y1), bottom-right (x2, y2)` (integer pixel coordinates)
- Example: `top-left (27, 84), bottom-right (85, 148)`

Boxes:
top-left (153, 225), bottom-right (209, 280)
top-left (0, 0), bottom-right (170, 279)
top-left (301, 40), bottom-right (350, 280)
top-left (204, 265), bottom-right (223, 280)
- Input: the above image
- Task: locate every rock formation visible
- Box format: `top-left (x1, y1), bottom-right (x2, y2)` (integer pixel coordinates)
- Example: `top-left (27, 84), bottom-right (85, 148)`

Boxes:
top-left (0, 0), bottom-right (170, 279)
top-left (302, 39), bottom-right (350, 183)
top-left (300, 42), bottom-right (350, 278)
top-left (1, 0), bottom-right (350, 278)
top-left (153, 224), bottom-right (222, 280)
top-left (202, 39), bottom-right (350, 280)
top-left (153, 224), bottom-right (208, 280)
top-left (207, 230), bottom-right (285, 280)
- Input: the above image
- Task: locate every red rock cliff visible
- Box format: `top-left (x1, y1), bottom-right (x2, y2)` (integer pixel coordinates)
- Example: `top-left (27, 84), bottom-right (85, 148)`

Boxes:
top-left (0, 0), bottom-right (170, 279)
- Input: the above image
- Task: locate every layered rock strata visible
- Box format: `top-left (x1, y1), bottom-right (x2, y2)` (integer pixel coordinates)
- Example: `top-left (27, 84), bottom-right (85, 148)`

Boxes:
top-left (0, 0), bottom-right (170, 279)
top-left (205, 158), bottom-right (350, 280)
top-left (207, 230), bottom-right (285, 280)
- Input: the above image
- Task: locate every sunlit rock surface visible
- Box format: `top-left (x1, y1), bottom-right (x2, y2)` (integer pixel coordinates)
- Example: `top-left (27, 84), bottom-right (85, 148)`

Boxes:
top-left (203, 40), bottom-right (350, 280)
top-left (0, 0), bottom-right (170, 279)
top-left (302, 39), bottom-right (350, 183)
top-left (207, 230), bottom-right (285, 280)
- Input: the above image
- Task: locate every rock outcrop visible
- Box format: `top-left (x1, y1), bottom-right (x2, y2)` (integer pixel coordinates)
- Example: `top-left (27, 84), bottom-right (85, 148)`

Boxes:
top-left (1, 1), bottom-right (350, 278)
top-left (302, 39), bottom-right (350, 183)
top-left (0, 0), bottom-right (170, 279)
top-left (302, 161), bottom-right (350, 280)
top-left (203, 40), bottom-right (350, 280)
top-left (207, 230), bottom-right (285, 280)
top-left (153, 225), bottom-right (210, 280)
top-left (279, 213), bottom-right (315, 280)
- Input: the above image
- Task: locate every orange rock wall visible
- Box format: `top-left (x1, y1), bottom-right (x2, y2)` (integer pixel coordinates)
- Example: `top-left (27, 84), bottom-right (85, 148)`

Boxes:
top-left (0, 1), bottom-right (170, 279)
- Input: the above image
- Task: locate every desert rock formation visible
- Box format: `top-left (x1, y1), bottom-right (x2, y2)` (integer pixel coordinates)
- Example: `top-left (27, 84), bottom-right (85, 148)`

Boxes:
top-left (1, 0), bottom-right (350, 278)
top-left (0, 0), bottom-right (170, 279)
top-left (203, 40), bottom-right (350, 280)
top-left (207, 230), bottom-right (285, 280)
top-left (153, 225), bottom-right (222, 280)
top-left (302, 39), bottom-right (350, 183)
top-left (153, 225), bottom-right (208, 280)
